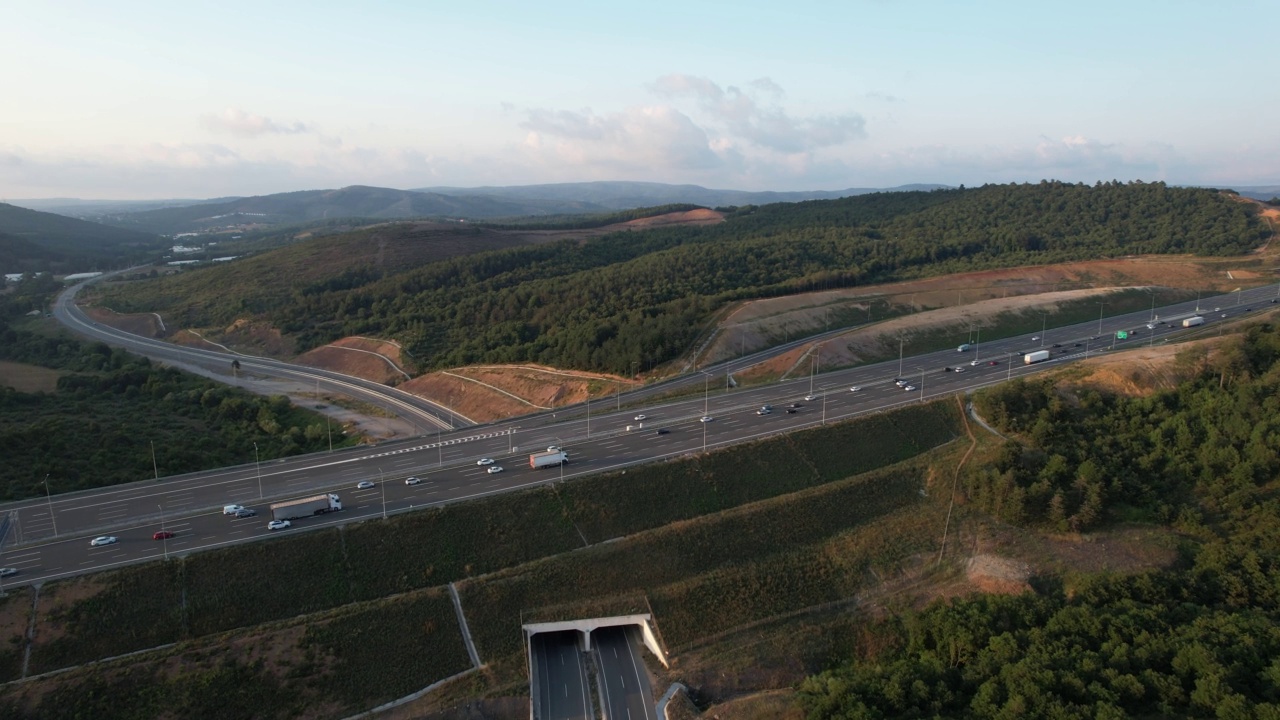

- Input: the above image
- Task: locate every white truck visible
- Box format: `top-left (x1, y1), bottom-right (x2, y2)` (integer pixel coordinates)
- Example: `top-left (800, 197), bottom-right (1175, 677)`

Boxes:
top-left (1023, 350), bottom-right (1051, 365)
top-left (529, 450), bottom-right (569, 469)
top-left (1182, 316), bottom-right (1205, 328)
top-left (270, 493), bottom-right (342, 521)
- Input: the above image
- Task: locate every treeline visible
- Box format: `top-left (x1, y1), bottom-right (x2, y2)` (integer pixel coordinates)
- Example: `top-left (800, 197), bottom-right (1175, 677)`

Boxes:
top-left (799, 321), bottom-right (1280, 717)
top-left (101, 182), bottom-right (1268, 374)
top-left (0, 322), bottom-right (344, 500)
top-left (478, 203), bottom-right (706, 230)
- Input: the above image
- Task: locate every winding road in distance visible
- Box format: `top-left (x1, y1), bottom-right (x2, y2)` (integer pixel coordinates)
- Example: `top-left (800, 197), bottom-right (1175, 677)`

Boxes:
top-left (1, 279), bottom-right (1275, 590)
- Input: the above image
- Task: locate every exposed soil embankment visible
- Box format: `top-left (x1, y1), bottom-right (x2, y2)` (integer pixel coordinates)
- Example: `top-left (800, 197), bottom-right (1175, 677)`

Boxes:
top-left (295, 337), bottom-right (410, 384)
top-left (399, 365), bottom-right (635, 424)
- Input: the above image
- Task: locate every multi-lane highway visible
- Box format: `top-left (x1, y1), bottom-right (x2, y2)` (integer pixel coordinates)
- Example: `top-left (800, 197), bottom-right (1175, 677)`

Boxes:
top-left (531, 631), bottom-right (593, 720)
top-left (594, 625), bottom-right (659, 720)
top-left (529, 626), bottom-right (657, 720)
top-left (3, 283), bottom-right (1277, 588)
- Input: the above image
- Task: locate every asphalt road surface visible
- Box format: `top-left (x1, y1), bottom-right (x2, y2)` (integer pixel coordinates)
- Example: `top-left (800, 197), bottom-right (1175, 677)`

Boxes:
top-left (3, 284), bottom-right (1277, 587)
top-left (531, 631), bottom-right (592, 720)
top-left (594, 625), bottom-right (658, 720)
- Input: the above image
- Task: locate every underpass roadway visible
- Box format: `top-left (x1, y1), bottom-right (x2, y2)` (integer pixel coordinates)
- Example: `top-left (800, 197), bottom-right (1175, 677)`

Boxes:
top-left (527, 616), bottom-right (664, 720)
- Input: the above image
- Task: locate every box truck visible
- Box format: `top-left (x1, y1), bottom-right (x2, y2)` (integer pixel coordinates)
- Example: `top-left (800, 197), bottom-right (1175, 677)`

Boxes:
top-left (1023, 350), bottom-right (1051, 365)
top-left (270, 493), bottom-right (342, 521)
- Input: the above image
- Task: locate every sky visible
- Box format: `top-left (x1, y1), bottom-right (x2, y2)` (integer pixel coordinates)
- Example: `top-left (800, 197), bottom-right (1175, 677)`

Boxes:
top-left (1, 0), bottom-right (1277, 199)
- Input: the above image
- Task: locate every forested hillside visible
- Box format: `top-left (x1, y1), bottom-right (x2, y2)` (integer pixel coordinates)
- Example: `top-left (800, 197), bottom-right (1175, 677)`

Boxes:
top-left (98, 182), bottom-right (1268, 373)
top-left (0, 323), bottom-right (345, 500)
top-left (800, 322), bottom-right (1280, 718)
top-left (0, 202), bottom-right (164, 273)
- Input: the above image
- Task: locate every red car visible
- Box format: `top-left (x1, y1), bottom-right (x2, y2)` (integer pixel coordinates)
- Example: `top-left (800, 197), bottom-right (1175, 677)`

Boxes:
top-left (153, 531), bottom-right (175, 540)
top-left (988, 361), bottom-right (999, 366)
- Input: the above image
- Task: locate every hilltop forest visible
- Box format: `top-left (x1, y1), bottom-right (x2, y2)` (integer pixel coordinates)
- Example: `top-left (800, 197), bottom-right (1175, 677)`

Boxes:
top-left (97, 181), bottom-right (1267, 374)
top-left (801, 321), bottom-right (1280, 718)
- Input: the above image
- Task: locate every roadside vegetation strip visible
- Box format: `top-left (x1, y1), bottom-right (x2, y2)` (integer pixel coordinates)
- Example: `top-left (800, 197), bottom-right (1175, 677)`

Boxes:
top-left (184, 529), bottom-right (353, 636)
top-left (560, 399), bottom-right (961, 543)
top-left (0, 590), bottom-right (28, 684)
top-left (0, 586), bottom-right (470, 720)
top-left (341, 490), bottom-right (582, 601)
top-left (26, 561), bottom-right (184, 676)
top-left (459, 458), bottom-right (935, 661)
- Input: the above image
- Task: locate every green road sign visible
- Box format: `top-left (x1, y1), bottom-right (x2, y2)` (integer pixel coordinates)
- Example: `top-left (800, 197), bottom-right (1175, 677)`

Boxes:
top-left (1116, 330), bottom-right (1129, 339)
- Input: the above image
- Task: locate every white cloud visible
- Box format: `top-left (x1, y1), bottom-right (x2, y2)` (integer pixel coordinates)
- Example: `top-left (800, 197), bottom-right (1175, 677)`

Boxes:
top-left (651, 73), bottom-right (866, 153)
top-left (519, 105), bottom-right (726, 172)
top-left (202, 108), bottom-right (315, 137)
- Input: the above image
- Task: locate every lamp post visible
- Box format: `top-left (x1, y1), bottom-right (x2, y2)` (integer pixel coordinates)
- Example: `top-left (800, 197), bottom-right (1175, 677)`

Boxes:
top-left (703, 373), bottom-right (710, 415)
top-left (822, 389), bottom-right (827, 426)
top-left (1097, 302), bottom-right (1105, 335)
top-left (916, 367), bottom-right (925, 403)
top-left (1007, 352), bottom-right (1013, 381)
top-left (1040, 314), bottom-right (1047, 347)
top-left (437, 428), bottom-right (442, 467)
top-left (253, 443), bottom-right (263, 500)
top-left (157, 504), bottom-right (168, 561)
top-left (898, 336), bottom-right (905, 377)
top-left (379, 467), bottom-right (387, 519)
top-left (586, 398), bottom-right (590, 438)
top-left (43, 474), bottom-right (57, 538)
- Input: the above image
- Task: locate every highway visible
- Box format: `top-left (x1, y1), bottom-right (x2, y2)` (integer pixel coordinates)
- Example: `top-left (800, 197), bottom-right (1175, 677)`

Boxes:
top-left (594, 626), bottom-right (658, 720)
top-left (51, 274), bottom-right (470, 430)
top-left (2, 283), bottom-right (1277, 588)
top-left (531, 631), bottom-right (592, 720)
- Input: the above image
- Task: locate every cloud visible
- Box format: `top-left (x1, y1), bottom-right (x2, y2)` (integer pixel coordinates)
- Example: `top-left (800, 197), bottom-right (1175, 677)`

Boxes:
top-left (203, 108), bottom-right (315, 137)
top-left (651, 73), bottom-right (866, 153)
top-left (520, 105), bottom-right (726, 172)
top-left (865, 91), bottom-right (901, 103)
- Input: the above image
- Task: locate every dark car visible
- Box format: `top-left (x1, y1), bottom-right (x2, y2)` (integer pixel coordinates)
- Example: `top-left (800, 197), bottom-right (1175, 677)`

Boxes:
top-left (1074, 342), bottom-right (1082, 347)
top-left (234, 508), bottom-right (257, 518)
top-left (786, 408), bottom-right (798, 414)
top-left (655, 428), bottom-right (670, 435)
top-left (153, 531), bottom-right (175, 541)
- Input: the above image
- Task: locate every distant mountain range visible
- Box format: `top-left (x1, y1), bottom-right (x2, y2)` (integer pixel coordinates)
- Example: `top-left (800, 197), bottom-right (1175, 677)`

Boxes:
top-left (0, 202), bottom-right (165, 275)
top-left (8, 182), bottom-right (953, 236)
top-left (412, 181), bottom-right (951, 210)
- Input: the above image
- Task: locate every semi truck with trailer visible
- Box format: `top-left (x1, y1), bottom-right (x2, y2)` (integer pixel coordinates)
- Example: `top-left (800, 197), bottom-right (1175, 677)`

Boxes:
top-left (529, 450), bottom-right (569, 469)
top-left (270, 493), bottom-right (342, 521)
top-left (1023, 350), bottom-right (1051, 365)
top-left (1183, 316), bottom-right (1205, 327)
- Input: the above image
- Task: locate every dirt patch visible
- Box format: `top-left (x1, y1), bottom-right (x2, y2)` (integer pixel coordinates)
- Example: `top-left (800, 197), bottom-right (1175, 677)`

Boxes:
top-left (622, 208), bottom-right (725, 228)
top-left (218, 318), bottom-right (294, 356)
top-left (295, 339), bottom-right (409, 385)
top-left (0, 361), bottom-right (65, 393)
top-left (734, 287), bottom-right (1123, 384)
top-left (697, 689), bottom-right (804, 720)
top-left (82, 306), bottom-right (163, 338)
top-left (965, 554), bottom-right (1032, 595)
top-left (399, 365), bottom-right (637, 424)
top-left (30, 575), bottom-right (108, 650)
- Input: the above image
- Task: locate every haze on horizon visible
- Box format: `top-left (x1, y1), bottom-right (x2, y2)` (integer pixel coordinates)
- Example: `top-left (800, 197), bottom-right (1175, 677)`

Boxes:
top-left (1, 0), bottom-right (1276, 201)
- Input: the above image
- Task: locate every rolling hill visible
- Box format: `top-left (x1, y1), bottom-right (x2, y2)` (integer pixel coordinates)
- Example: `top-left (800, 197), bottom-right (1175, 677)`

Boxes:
top-left (0, 202), bottom-right (165, 274)
top-left (95, 186), bottom-right (610, 235)
top-left (95, 182), bottom-right (1268, 376)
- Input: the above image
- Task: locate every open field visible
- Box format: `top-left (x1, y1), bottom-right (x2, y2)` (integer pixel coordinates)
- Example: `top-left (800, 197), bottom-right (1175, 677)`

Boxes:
top-left (0, 361), bottom-right (63, 393)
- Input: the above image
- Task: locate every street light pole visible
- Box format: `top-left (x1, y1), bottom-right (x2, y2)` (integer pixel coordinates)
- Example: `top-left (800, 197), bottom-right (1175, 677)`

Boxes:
top-left (704, 374), bottom-right (709, 415)
top-left (1040, 314), bottom-right (1047, 347)
top-left (254, 443), bottom-right (263, 500)
top-left (586, 398), bottom-right (590, 438)
top-left (1097, 302), bottom-right (1105, 334)
top-left (379, 467), bottom-right (386, 519)
top-left (822, 391), bottom-right (827, 426)
top-left (43, 474), bottom-right (57, 538)
top-left (919, 367), bottom-right (925, 403)
top-left (158, 504), bottom-right (168, 561)
top-left (898, 336), bottom-right (905, 377)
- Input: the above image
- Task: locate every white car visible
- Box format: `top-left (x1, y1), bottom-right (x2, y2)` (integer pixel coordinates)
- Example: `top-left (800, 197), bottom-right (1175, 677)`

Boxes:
top-left (476, 458), bottom-right (495, 466)
top-left (89, 536), bottom-right (117, 547)
top-left (971, 359), bottom-right (980, 366)
top-left (634, 414), bottom-right (647, 421)
top-left (487, 465), bottom-right (504, 474)
top-left (222, 504), bottom-right (246, 515)
top-left (953, 367), bottom-right (964, 373)
top-left (1032, 336), bottom-right (1040, 341)
top-left (546, 446), bottom-right (560, 452)
top-left (904, 385), bottom-right (917, 391)
top-left (0, 567), bottom-right (18, 578)
top-left (700, 416), bottom-right (714, 423)
top-left (267, 520), bottom-right (291, 531)
top-left (849, 386), bottom-right (861, 392)
top-left (804, 395), bottom-right (816, 401)
top-left (356, 480), bottom-right (375, 489)
top-left (405, 476), bottom-right (422, 486)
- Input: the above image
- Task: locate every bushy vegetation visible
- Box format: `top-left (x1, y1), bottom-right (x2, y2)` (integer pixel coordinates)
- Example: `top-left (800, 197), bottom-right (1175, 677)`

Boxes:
top-left (968, 323), bottom-right (1280, 531)
top-left (479, 203), bottom-right (706, 230)
top-left (0, 322), bottom-right (346, 500)
top-left (99, 182), bottom-right (1267, 373)
top-left (800, 321), bottom-right (1280, 718)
